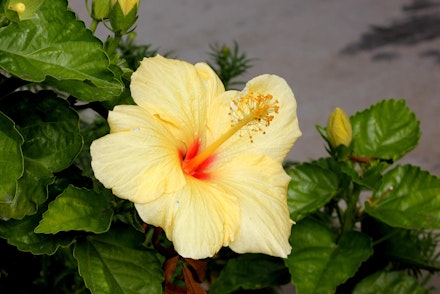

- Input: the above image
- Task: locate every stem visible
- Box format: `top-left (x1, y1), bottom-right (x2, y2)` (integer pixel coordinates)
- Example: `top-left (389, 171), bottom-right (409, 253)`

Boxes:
top-left (342, 184), bottom-right (361, 232)
top-left (90, 19), bottom-right (100, 34)
top-left (106, 33), bottom-right (123, 57)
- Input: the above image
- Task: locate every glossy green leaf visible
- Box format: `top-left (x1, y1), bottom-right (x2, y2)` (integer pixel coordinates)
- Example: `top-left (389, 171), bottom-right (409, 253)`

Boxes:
top-left (0, 204), bottom-right (72, 254)
top-left (209, 254), bottom-right (290, 294)
top-left (365, 164), bottom-right (440, 230)
top-left (0, 159), bottom-right (53, 220)
top-left (350, 99), bottom-right (420, 161)
top-left (0, 111), bottom-right (23, 204)
top-left (285, 218), bottom-right (373, 294)
top-left (0, 91), bottom-right (83, 173)
top-left (35, 185), bottom-right (113, 234)
top-left (287, 163), bottom-right (339, 221)
top-left (0, 0), bottom-right (123, 101)
top-left (352, 271), bottom-right (429, 294)
top-left (0, 91), bottom-right (81, 220)
top-left (74, 226), bottom-right (163, 294)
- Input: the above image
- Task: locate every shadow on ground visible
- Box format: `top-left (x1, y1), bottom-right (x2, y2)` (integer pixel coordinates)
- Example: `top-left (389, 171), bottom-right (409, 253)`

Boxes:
top-left (342, 0), bottom-right (440, 63)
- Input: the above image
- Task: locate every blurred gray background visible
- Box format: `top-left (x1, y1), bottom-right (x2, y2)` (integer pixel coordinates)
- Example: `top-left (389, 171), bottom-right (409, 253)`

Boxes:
top-left (70, 1), bottom-right (440, 292)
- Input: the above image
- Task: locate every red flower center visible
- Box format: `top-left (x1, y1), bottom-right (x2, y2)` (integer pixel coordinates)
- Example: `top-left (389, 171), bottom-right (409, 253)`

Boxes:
top-left (181, 139), bottom-right (215, 180)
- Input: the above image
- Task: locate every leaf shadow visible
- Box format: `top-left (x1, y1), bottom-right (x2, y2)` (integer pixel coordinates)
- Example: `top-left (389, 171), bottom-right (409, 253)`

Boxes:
top-left (341, 0), bottom-right (440, 63)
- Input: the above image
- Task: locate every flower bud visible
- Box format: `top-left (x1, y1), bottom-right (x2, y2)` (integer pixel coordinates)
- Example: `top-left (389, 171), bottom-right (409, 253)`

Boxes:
top-left (10, 2), bottom-right (25, 17)
top-left (327, 107), bottom-right (352, 148)
top-left (91, 0), bottom-right (111, 20)
top-left (109, 0), bottom-right (139, 34)
top-left (5, 0), bottom-right (42, 21)
top-left (221, 45), bottom-right (230, 57)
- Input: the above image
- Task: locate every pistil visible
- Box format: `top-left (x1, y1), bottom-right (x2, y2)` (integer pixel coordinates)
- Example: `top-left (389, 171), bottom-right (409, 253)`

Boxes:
top-left (182, 92), bottom-right (278, 177)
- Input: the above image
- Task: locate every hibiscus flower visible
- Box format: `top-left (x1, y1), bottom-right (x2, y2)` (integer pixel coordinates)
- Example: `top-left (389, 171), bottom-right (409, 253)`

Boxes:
top-left (90, 55), bottom-right (301, 259)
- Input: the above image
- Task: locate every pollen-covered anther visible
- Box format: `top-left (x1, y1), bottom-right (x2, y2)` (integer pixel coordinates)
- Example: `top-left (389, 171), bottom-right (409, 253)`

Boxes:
top-left (229, 92), bottom-right (279, 140)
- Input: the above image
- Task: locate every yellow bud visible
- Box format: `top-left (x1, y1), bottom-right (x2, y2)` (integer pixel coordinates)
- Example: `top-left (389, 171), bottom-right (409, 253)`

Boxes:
top-left (6, 0), bottom-right (42, 21)
top-left (111, 0), bottom-right (139, 16)
top-left (109, 0), bottom-right (139, 33)
top-left (327, 107), bottom-right (352, 148)
top-left (9, 2), bottom-right (25, 17)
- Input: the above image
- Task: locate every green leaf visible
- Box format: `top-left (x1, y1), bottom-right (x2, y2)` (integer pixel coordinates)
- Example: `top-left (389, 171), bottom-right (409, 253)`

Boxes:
top-left (361, 161), bottom-right (390, 190)
top-left (285, 218), bottom-right (373, 294)
top-left (35, 185), bottom-right (113, 234)
top-left (365, 165), bottom-right (440, 229)
top-left (338, 160), bottom-right (387, 191)
top-left (74, 226), bottom-right (163, 294)
top-left (0, 91), bottom-right (83, 172)
top-left (352, 271), bottom-right (429, 294)
top-left (0, 91), bottom-right (82, 220)
top-left (287, 163), bottom-right (339, 221)
top-left (209, 254), bottom-right (290, 294)
top-left (0, 111), bottom-right (23, 203)
top-left (0, 0), bottom-right (123, 101)
top-left (362, 216), bottom-right (440, 272)
top-left (0, 204), bottom-right (72, 254)
top-left (0, 159), bottom-right (53, 220)
top-left (350, 99), bottom-right (420, 161)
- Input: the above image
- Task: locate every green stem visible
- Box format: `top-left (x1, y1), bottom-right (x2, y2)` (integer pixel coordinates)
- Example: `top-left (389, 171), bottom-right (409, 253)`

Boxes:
top-left (106, 33), bottom-right (123, 57)
top-left (90, 19), bottom-right (100, 34)
top-left (342, 184), bottom-right (361, 232)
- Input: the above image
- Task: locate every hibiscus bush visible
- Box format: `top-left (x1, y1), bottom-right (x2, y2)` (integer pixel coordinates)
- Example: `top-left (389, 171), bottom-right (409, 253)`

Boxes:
top-left (1, 1), bottom-right (440, 293)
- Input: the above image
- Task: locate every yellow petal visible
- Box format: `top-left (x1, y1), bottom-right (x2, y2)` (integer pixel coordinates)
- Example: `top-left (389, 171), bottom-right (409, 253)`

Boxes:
top-left (207, 74), bottom-right (301, 164)
top-left (212, 153), bottom-right (293, 258)
top-left (90, 105), bottom-right (186, 202)
top-left (135, 177), bottom-right (240, 259)
top-left (195, 62), bottom-right (225, 99)
top-left (130, 55), bottom-right (223, 144)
